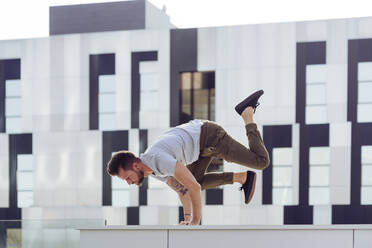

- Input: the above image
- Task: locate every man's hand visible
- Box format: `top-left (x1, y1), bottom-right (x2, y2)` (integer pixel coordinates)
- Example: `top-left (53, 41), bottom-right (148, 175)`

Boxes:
top-left (173, 161), bottom-right (202, 225)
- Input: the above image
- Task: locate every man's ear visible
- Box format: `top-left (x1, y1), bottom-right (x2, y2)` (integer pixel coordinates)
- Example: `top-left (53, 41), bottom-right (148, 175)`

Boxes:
top-left (133, 162), bottom-right (140, 170)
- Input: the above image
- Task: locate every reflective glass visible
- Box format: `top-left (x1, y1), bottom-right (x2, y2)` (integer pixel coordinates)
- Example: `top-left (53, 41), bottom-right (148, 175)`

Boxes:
top-left (17, 172), bottom-right (33, 190)
top-left (273, 166), bottom-right (292, 187)
top-left (6, 80), bottom-right (22, 97)
top-left (6, 117), bottom-right (22, 133)
top-left (306, 105), bottom-right (327, 124)
top-left (98, 75), bottom-right (116, 93)
top-left (140, 92), bottom-right (159, 111)
top-left (112, 175), bottom-right (129, 189)
top-left (358, 82), bottom-right (372, 103)
top-left (180, 73), bottom-right (192, 90)
top-left (309, 187), bottom-right (330, 205)
top-left (357, 103), bottom-right (372, 123)
top-left (309, 147), bottom-right (330, 165)
top-left (17, 191), bottom-right (33, 208)
top-left (361, 186), bottom-right (372, 204)
top-left (112, 190), bottom-right (130, 207)
top-left (362, 146), bottom-right (372, 164)
top-left (5, 97), bottom-right (22, 116)
top-left (362, 165), bottom-right (372, 186)
top-left (273, 187), bottom-right (292, 205)
top-left (310, 166), bottom-right (330, 186)
top-left (306, 64), bottom-right (326, 83)
top-left (194, 89), bottom-right (209, 119)
top-left (358, 62), bottom-right (372, 81)
top-left (99, 93), bottom-right (116, 113)
top-left (273, 148), bottom-right (292, 166)
top-left (140, 74), bottom-right (159, 91)
top-left (306, 84), bottom-right (327, 105)
top-left (99, 113), bottom-right (115, 131)
top-left (17, 154), bottom-right (33, 171)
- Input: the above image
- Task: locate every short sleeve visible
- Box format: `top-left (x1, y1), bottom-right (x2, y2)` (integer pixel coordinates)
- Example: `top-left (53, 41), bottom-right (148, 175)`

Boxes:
top-left (154, 152), bottom-right (177, 176)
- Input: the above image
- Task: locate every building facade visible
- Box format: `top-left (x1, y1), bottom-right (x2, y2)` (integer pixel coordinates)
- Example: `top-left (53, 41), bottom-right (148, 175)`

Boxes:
top-left (1, 2), bottom-right (372, 240)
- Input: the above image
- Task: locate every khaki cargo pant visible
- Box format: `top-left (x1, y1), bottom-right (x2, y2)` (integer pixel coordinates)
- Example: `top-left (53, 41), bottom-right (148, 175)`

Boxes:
top-left (187, 120), bottom-right (270, 190)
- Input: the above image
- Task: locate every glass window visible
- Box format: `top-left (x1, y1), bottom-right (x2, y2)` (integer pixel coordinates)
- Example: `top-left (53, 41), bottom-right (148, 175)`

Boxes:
top-left (361, 186), bottom-right (372, 205)
top-left (310, 166), bottom-right (329, 186)
top-left (112, 176), bottom-right (129, 189)
top-left (306, 105), bottom-right (327, 124)
top-left (358, 82), bottom-right (372, 103)
top-left (357, 103), bottom-right (372, 123)
top-left (362, 165), bottom-right (372, 186)
top-left (273, 187), bottom-right (292, 205)
top-left (273, 167), bottom-right (292, 187)
top-left (17, 191), bottom-right (33, 208)
top-left (99, 75), bottom-right (116, 93)
top-left (17, 172), bottom-right (34, 191)
top-left (99, 94), bottom-right (116, 113)
top-left (112, 190), bottom-right (130, 207)
top-left (362, 146), bottom-right (372, 164)
top-left (5, 97), bottom-right (22, 116)
top-left (99, 113), bottom-right (115, 131)
top-left (6, 80), bottom-right (22, 97)
top-left (17, 154), bottom-right (33, 171)
top-left (6, 117), bottom-right (22, 133)
top-left (306, 84), bottom-right (327, 105)
top-left (358, 62), bottom-right (372, 81)
top-left (273, 148), bottom-right (292, 166)
top-left (306, 64), bottom-right (326, 84)
top-left (309, 147), bottom-right (330, 165)
top-left (140, 92), bottom-right (159, 111)
top-left (141, 74), bottom-right (159, 91)
top-left (179, 71), bottom-right (215, 124)
top-left (309, 187), bottom-right (330, 205)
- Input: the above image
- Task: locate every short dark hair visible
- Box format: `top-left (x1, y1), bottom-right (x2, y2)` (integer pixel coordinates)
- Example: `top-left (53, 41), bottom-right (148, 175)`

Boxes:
top-left (106, 150), bottom-right (140, 176)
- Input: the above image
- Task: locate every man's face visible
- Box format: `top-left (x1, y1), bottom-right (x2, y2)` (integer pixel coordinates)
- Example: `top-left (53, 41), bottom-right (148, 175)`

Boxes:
top-left (117, 164), bottom-right (144, 186)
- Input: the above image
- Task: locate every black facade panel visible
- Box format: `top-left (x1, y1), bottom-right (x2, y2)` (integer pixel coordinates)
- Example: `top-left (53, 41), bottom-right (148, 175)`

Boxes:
top-left (262, 125), bottom-right (292, 204)
top-left (127, 207), bottom-right (140, 225)
top-left (170, 29), bottom-right (197, 127)
top-left (131, 51), bottom-right (158, 129)
top-left (206, 188), bottom-right (223, 205)
top-left (0, 59), bottom-right (21, 133)
top-left (50, 1), bottom-right (146, 35)
top-left (296, 42), bottom-right (326, 124)
top-left (284, 205), bottom-right (313, 224)
top-left (89, 54), bottom-right (115, 130)
top-left (139, 129), bottom-right (148, 205)
top-left (102, 130), bottom-right (128, 206)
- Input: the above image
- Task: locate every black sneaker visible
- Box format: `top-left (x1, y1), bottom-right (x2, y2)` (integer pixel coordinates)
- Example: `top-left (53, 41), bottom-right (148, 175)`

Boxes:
top-left (239, 171), bottom-right (257, 204)
top-left (234, 90), bottom-right (264, 115)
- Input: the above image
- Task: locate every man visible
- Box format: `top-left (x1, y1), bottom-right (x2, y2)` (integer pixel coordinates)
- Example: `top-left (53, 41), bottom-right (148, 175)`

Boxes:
top-left (107, 90), bottom-right (270, 225)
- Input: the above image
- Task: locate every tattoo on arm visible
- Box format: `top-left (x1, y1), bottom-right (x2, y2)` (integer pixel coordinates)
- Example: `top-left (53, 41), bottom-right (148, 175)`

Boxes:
top-left (170, 178), bottom-right (188, 196)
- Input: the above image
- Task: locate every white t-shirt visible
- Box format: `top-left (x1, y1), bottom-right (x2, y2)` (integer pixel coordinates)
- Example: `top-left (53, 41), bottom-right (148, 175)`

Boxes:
top-left (139, 120), bottom-right (203, 182)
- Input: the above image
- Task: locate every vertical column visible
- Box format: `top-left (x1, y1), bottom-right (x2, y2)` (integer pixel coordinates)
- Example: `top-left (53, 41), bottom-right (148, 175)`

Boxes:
top-left (284, 41), bottom-right (327, 224)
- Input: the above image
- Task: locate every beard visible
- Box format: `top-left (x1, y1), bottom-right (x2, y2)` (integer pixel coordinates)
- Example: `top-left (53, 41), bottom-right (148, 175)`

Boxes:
top-left (136, 170), bottom-right (145, 186)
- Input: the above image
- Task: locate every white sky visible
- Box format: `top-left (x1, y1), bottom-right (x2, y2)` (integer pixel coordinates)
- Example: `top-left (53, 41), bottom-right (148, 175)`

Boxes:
top-left (0, 0), bottom-right (371, 40)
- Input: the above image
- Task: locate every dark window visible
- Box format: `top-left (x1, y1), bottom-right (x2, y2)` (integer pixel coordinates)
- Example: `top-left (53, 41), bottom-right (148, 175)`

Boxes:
top-left (179, 71), bottom-right (215, 124)
top-left (179, 71), bottom-right (222, 170)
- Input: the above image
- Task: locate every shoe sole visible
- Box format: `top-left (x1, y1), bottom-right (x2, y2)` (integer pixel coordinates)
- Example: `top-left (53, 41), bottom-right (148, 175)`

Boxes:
top-left (234, 90), bottom-right (264, 115)
top-left (245, 172), bottom-right (257, 204)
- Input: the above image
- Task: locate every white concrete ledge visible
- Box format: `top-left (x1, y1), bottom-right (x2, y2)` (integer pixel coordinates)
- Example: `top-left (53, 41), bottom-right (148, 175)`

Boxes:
top-left (80, 225), bottom-right (372, 248)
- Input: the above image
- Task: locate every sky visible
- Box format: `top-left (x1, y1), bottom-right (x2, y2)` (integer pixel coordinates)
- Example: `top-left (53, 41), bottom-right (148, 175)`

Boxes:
top-left (0, 0), bottom-right (371, 40)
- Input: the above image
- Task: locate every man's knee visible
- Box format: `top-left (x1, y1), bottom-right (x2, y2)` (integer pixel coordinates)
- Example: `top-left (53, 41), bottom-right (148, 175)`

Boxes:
top-left (257, 156), bottom-right (270, 170)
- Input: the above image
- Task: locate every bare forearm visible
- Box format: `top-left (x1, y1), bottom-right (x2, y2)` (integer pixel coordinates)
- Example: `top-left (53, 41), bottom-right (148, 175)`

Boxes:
top-left (179, 194), bottom-right (192, 221)
top-left (188, 186), bottom-right (202, 224)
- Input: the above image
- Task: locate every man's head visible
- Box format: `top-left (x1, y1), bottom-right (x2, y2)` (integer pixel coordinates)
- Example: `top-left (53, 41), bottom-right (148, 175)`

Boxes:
top-left (106, 151), bottom-right (145, 186)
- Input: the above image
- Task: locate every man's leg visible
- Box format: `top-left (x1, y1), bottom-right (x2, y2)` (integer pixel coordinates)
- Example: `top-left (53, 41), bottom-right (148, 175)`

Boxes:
top-left (186, 156), bottom-right (234, 190)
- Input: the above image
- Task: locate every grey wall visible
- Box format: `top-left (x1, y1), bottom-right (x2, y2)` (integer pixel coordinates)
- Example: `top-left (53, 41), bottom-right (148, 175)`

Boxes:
top-left (49, 1), bottom-right (146, 35)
